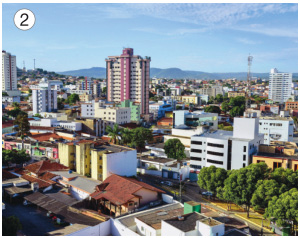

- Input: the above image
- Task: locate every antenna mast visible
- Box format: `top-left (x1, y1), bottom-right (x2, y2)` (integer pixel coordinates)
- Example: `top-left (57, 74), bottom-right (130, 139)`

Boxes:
top-left (246, 55), bottom-right (253, 109)
top-left (33, 59), bottom-right (36, 71)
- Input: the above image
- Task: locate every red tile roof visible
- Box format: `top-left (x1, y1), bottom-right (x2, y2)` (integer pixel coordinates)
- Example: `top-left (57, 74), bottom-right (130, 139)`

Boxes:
top-left (2, 120), bottom-right (15, 129)
top-left (30, 133), bottom-right (62, 142)
top-left (38, 172), bottom-right (58, 182)
top-left (24, 161), bottom-right (69, 174)
top-left (22, 174), bottom-right (54, 188)
top-left (90, 174), bottom-right (165, 205)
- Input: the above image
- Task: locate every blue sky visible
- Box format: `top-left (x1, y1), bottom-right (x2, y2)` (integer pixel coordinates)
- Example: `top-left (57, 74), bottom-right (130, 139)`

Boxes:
top-left (2, 3), bottom-right (298, 73)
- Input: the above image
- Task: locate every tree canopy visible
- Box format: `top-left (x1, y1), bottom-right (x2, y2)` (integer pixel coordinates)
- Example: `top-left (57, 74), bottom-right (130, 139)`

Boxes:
top-left (164, 139), bottom-right (186, 161)
top-left (3, 149), bottom-right (30, 166)
top-left (2, 216), bottom-right (22, 236)
top-left (204, 106), bottom-right (221, 114)
top-left (131, 127), bottom-right (153, 152)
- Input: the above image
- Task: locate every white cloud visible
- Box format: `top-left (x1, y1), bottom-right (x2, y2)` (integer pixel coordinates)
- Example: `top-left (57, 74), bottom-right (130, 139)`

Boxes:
top-left (236, 38), bottom-right (260, 45)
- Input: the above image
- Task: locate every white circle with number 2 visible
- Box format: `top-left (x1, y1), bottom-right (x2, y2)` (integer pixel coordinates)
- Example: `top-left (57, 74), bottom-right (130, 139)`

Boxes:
top-left (14, 9), bottom-right (35, 31)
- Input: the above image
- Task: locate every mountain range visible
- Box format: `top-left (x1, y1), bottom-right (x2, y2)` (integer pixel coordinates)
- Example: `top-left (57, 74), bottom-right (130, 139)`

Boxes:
top-left (58, 67), bottom-right (298, 80)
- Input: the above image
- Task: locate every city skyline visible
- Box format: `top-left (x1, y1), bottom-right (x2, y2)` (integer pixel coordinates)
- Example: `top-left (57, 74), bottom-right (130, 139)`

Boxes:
top-left (2, 3), bottom-right (298, 73)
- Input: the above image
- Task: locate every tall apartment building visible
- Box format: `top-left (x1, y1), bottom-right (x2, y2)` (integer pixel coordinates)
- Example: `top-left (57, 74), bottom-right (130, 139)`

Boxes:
top-left (189, 118), bottom-right (263, 180)
top-left (2, 50), bottom-right (17, 92)
top-left (268, 68), bottom-right (292, 103)
top-left (198, 86), bottom-right (223, 98)
top-left (105, 48), bottom-right (151, 114)
top-left (32, 78), bottom-right (57, 114)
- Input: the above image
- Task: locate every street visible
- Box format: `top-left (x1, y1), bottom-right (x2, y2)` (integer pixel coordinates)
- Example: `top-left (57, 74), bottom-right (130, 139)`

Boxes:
top-left (138, 174), bottom-right (276, 236)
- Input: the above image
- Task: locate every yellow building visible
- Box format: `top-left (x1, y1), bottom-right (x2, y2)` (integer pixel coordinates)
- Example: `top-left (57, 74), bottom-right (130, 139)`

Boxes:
top-left (58, 143), bottom-right (76, 170)
top-left (165, 111), bottom-right (173, 118)
top-left (228, 91), bottom-right (246, 98)
top-left (91, 149), bottom-right (105, 181)
top-left (76, 142), bottom-right (95, 176)
top-left (79, 93), bottom-right (93, 102)
top-left (253, 153), bottom-right (298, 171)
top-left (181, 95), bottom-right (200, 105)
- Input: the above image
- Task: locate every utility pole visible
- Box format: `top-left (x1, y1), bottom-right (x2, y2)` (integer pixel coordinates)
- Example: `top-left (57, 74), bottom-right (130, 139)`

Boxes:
top-left (33, 59), bottom-right (36, 71)
top-left (246, 55), bottom-right (253, 109)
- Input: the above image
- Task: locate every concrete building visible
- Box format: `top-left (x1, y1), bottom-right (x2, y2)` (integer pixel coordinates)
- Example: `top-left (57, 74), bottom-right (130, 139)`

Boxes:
top-left (117, 99), bottom-right (141, 122)
top-left (149, 101), bottom-right (173, 120)
top-left (189, 118), bottom-right (263, 179)
top-left (106, 48), bottom-right (151, 115)
top-left (29, 118), bottom-right (82, 132)
top-left (91, 144), bottom-right (137, 181)
top-left (79, 93), bottom-right (93, 102)
top-left (94, 107), bottom-right (131, 126)
top-left (259, 115), bottom-right (294, 144)
top-left (173, 111), bottom-right (218, 129)
top-left (2, 50), bottom-right (17, 92)
top-left (32, 78), bottom-right (57, 115)
top-left (268, 68), bottom-right (292, 103)
top-left (285, 101), bottom-right (298, 111)
top-left (198, 86), bottom-right (223, 98)
top-left (228, 91), bottom-right (246, 98)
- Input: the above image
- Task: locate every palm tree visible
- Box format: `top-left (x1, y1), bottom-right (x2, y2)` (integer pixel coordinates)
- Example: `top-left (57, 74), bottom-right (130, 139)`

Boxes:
top-left (106, 124), bottom-right (121, 144)
top-left (121, 128), bottom-right (133, 146)
top-left (14, 114), bottom-right (31, 150)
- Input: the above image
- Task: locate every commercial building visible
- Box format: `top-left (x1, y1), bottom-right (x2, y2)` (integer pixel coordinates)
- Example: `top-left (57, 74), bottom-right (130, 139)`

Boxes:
top-left (189, 118), bottom-right (263, 179)
top-left (285, 101), bottom-right (298, 111)
top-left (117, 99), bottom-right (141, 122)
top-left (268, 68), bottom-right (292, 103)
top-left (29, 118), bottom-right (82, 132)
top-left (259, 116), bottom-right (294, 144)
top-left (94, 107), bottom-right (131, 126)
top-left (181, 95), bottom-right (201, 105)
top-left (32, 78), bottom-right (57, 115)
top-left (105, 48), bottom-right (151, 114)
top-left (198, 86), bottom-right (223, 98)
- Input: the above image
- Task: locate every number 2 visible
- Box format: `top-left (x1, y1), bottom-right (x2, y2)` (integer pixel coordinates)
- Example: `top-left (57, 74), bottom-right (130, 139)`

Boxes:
top-left (20, 13), bottom-right (29, 26)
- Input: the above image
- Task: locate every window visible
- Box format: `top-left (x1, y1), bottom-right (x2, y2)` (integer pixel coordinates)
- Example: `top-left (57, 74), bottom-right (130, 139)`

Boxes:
top-left (207, 142), bottom-right (224, 148)
top-left (243, 163), bottom-right (246, 168)
top-left (190, 156), bottom-right (201, 161)
top-left (141, 226), bottom-right (144, 231)
top-left (243, 155), bottom-right (246, 161)
top-left (207, 151), bottom-right (223, 156)
top-left (243, 146), bottom-right (246, 152)
top-left (207, 159), bottom-right (223, 165)
top-left (273, 162), bottom-right (282, 169)
top-left (191, 141), bottom-right (202, 145)
top-left (191, 149), bottom-right (202, 153)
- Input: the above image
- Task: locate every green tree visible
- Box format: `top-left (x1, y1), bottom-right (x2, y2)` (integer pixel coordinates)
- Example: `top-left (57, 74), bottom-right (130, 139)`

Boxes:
top-left (106, 124), bottom-right (122, 144)
top-left (66, 93), bottom-right (80, 104)
top-left (120, 128), bottom-right (133, 145)
top-left (14, 114), bottom-right (31, 150)
top-left (131, 127), bottom-right (153, 153)
top-left (2, 149), bottom-right (30, 167)
top-left (12, 102), bottom-right (20, 110)
top-left (2, 216), bottom-right (22, 236)
top-left (197, 166), bottom-right (227, 196)
top-left (222, 163), bottom-right (271, 217)
top-left (164, 139), bottom-right (186, 161)
top-left (264, 188), bottom-right (298, 233)
top-left (221, 101), bottom-right (230, 113)
top-left (215, 94), bottom-right (223, 103)
top-left (57, 98), bottom-right (65, 110)
top-left (204, 106), bottom-right (221, 114)
top-left (251, 179), bottom-right (280, 210)
top-left (229, 105), bottom-right (245, 117)
top-left (229, 96), bottom-right (245, 107)
top-left (34, 113), bottom-right (42, 118)
top-left (102, 87), bottom-right (107, 94)
top-left (270, 168), bottom-right (298, 193)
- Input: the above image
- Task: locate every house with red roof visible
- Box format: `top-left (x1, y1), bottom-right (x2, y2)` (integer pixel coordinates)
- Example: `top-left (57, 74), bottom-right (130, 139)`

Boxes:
top-left (90, 174), bottom-right (165, 217)
top-left (25, 160), bottom-right (69, 177)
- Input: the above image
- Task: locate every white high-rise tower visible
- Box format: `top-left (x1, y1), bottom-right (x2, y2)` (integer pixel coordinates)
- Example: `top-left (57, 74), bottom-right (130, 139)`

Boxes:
top-left (269, 68), bottom-right (292, 103)
top-left (2, 51), bottom-right (17, 91)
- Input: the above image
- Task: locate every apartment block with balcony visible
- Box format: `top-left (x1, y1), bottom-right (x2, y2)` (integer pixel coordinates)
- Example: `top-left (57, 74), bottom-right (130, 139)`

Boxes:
top-left (105, 48), bottom-right (151, 115)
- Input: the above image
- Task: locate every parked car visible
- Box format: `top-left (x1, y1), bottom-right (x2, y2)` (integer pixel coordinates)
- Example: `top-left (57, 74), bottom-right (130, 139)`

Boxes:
top-left (201, 191), bottom-right (213, 196)
top-left (161, 181), bottom-right (173, 186)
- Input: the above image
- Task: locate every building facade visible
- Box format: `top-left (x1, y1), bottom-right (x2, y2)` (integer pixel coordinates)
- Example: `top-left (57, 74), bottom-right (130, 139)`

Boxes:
top-left (268, 68), bottom-right (292, 103)
top-left (117, 99), bottom-right (141, 122)
top-left (32, 78), bottom-right (57, 115)
top-left (2, 50), bottom-right (17, 92)
top-left (105, 48), bottom-right (151, 114)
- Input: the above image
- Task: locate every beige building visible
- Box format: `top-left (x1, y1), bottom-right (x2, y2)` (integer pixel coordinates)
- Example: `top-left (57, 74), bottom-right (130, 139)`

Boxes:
top-left (94, 107), bottom-right (131, 126)
top-left (79, 93), bottom-right (93, 102)
top-left (228, 91), bottom-right (246, 98)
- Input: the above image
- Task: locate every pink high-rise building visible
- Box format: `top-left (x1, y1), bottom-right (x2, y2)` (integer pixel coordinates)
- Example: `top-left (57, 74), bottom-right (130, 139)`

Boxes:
top-left (105, 48), bottom-right (151, 114)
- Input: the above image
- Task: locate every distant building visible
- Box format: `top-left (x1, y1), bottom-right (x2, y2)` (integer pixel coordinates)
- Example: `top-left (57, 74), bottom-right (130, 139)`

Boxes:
top-left (198, 86), bottom-right (223, 98)
top-left (149, 101), bottom-right (173, 120)
top-left (32, 78), bottom-right (57, 115)
top-left (106, 48), bottom-right (151, 114)
top-left (268, 68), bottom-right (292, 103)
top-left (2, 50), bottom-right (17, 92)
top-left (173, 111), bottom-right (218, 129)
top-left (228, 91), bottom-right (246, 98)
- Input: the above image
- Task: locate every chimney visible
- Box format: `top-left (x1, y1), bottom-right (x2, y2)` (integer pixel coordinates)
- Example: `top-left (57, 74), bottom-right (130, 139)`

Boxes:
top-left (31, 182), bottom-right (39, 192)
